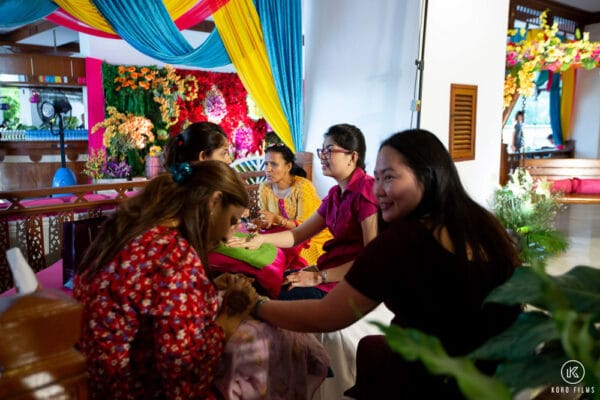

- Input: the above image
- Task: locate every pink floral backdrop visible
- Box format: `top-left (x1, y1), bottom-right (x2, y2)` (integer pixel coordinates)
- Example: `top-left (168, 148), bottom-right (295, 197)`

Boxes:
top-left (89, 62), bottom-right (268, 165)
top-left (174, 69), bottom-right (267, 159)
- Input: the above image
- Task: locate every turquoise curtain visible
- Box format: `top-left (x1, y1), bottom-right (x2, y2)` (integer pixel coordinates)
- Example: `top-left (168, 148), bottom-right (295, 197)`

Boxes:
top-left (549, 72), bottom-right (563, 146)
top-left (91, 0), bottom-right (231, 68)
top-left (256, 0), bottom-right (303, 151)
top-left (0, 0), bottom-right (57, 27)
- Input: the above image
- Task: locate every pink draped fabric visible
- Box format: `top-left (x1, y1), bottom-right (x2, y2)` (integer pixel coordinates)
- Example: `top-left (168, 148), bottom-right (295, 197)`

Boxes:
top-left (46, 0), bottom-right (230, 39)
top-left (85, 57), bottom-right (106, 154)
top-left (175, 0), bottom-right (231, 30)
top-left (47, 10), bottom-right (119, 39)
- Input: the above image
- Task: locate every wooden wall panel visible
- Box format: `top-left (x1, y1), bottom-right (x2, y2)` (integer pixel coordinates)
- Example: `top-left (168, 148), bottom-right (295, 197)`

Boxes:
top-left (0, 54), bottom-right (32, 75)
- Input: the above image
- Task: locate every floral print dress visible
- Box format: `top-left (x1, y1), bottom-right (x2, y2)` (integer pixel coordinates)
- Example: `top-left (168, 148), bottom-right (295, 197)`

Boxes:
top-left (74, 225), bottom-right (225, 399)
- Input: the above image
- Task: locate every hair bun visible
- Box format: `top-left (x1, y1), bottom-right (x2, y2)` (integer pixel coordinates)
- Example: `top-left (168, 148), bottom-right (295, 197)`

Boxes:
top-left (169, 162), bottom-right (192, 183)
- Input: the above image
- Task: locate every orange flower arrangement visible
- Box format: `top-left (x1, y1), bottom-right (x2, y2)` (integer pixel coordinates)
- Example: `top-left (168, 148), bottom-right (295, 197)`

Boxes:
top-left (92, 106), bottom-right (155, 159)
top-left (114, 65), bottom-right (157, 91)
top-left (113, 64), bottom-right (198, 128)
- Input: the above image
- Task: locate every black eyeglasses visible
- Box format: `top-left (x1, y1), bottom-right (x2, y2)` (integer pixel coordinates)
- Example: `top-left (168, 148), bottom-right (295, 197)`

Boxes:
top-left (316, 147), bottom-right (353, 159)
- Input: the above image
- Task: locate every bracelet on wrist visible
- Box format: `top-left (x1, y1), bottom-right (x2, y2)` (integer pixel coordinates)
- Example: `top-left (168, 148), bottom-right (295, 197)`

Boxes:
top-left (252, 296), bottom-right (270, 318)
top-left (320, 270), bottom-right (328, 284)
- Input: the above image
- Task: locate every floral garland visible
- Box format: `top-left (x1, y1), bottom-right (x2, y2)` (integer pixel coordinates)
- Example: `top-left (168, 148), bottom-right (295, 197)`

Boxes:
top-left (504, 10), bottom-right (600, 108)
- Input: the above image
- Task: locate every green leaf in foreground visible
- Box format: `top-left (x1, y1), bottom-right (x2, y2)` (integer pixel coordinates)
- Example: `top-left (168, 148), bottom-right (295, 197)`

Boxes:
top-left (372, 321), bottom-right (512, 400)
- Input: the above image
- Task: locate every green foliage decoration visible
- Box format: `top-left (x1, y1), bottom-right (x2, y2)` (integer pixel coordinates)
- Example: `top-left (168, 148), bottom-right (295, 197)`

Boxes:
top-left (493, 168), bottom-right (568, 266)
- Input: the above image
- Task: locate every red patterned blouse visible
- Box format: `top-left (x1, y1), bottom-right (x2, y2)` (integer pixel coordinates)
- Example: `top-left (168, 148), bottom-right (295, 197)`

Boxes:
top-left (74, 225), bottom-right (225, 399)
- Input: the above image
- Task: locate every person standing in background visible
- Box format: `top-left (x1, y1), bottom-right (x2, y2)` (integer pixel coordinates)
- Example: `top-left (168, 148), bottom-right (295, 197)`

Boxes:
top-left (511, 110), bottom-right (525, 153)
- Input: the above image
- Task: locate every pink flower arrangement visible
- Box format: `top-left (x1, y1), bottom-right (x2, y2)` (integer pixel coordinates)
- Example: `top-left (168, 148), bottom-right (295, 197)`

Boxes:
top-left (204, 85), bottom-right (227, 123)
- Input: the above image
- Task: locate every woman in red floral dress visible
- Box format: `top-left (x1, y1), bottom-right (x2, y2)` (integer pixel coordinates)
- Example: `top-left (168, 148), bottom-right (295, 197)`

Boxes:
top-left (74, 161), bottom-right (256, 399)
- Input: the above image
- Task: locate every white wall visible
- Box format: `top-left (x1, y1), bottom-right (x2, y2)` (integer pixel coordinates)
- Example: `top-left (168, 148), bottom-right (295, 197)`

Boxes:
top-left (303, 0), bottom-right (421, 195)
top-left (420, 0), bottom-right (510, 208)
top-left (570, 22), bottom-right (600, 158)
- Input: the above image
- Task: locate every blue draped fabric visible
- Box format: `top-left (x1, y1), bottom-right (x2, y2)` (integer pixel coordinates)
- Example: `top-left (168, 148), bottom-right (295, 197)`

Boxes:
top-left (91, 0), bottom-right (230, 68)
top-left (549, 72), bottom-right (563, 145)
top-left (256, 0), bottom-right (303, 151)
top-left (0, 0), bottom-right (57, 27)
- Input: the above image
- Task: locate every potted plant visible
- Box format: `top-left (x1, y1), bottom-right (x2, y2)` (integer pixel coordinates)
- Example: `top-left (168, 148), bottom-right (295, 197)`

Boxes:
top-left (375, 261), bottom-right (600, 399)
top-left (492, 168), bottom-right (568, 265)
top-left (83, 148), bottom-right (132, 183)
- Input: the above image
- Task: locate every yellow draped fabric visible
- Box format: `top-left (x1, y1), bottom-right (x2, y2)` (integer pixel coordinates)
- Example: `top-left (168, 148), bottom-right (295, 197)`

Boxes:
top-left (258, 177), bottom-right (332, 265)
top-left (560, 68), bottom-right (576, 140)
top-left (213, 0), bottom-right (295, 151)
top-left (53, 0), bottom-right (198, 34)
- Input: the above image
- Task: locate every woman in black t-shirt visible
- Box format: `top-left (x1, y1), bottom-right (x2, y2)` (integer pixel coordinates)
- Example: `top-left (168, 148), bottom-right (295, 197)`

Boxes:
top-left (253, 129), bottom-right (520, 399)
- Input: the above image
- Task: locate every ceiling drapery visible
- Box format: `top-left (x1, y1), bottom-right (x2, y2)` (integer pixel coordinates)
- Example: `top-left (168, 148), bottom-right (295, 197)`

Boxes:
top-left (53, 0), bottom-right (200, 35)
top-left (0, 0), bottom-right (303, 153)
top-left (90, 0), bottom-right (230, 68)
top-left (0, 1), bottom-right (57, 27)
top-left (213, 0), bottom-right (294, 151)
top-left (256, 0), bottom-right (303, 151)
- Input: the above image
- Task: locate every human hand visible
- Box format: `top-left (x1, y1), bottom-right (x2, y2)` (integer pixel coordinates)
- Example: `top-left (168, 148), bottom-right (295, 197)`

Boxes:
top-left (216, 273), bottom-right (259, 318)
top-left (257, 210), bottom-right (279, 229)
top-left (226, 233), bottom-right (264, 250)
top-left (282, 267), bottom-right (321, 288)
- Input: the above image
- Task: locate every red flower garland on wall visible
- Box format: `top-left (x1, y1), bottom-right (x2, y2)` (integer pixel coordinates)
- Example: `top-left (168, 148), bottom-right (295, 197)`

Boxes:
top-left (174, 69), bottom-right (267, 158)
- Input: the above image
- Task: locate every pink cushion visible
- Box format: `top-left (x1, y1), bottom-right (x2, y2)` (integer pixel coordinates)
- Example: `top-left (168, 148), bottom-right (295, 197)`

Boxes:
top-left (572, 178), bottom-right (600, 194)
top-left (208, 250), bottom-right (287, 299)
top-left (550, 179), bottom-right (573, 194)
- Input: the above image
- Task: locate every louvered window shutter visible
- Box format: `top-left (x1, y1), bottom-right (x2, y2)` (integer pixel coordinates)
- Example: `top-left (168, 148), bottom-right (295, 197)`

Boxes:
top-left (449, 84), bottom-right (477, 161)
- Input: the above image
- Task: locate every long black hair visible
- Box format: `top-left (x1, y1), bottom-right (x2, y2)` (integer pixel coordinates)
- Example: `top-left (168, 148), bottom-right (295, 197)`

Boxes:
top-left (380, 129), bottom-right (519, 270)
top-left (264, 143), bottom-right (306, 178)
top-left (163, 122), bottom-right (228, 167)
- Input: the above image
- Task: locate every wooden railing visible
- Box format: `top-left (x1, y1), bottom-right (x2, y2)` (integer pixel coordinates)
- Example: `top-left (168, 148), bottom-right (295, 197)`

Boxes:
top-left (0, 181), bottom-right (148, 293)
top-left (499, 140), bottom-right (575, 185)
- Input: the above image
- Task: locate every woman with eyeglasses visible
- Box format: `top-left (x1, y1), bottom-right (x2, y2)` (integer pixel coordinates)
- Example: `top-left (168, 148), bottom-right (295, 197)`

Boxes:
top-left (255, 142), bottom-right (333, 269)
top-left (228, 123), bottom-right (378, 301)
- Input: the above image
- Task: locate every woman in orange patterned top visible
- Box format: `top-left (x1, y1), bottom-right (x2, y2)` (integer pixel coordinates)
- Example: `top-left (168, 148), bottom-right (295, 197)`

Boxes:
top-left (256, 143), bottom-right (332, 268)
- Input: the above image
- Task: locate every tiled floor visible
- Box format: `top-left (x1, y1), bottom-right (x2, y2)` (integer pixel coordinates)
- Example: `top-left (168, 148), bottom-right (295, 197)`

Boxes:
top-left (545, 203), bottom-right (600, 276)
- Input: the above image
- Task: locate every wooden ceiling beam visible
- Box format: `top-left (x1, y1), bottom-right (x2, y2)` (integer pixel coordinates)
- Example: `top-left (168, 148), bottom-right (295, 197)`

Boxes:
top-left (0, 21), bottom-right (58, 42)
top-left (0, 41), bottom-right (80, 56)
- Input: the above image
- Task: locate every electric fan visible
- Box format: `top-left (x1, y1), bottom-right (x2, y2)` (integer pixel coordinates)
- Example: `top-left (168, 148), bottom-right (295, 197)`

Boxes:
top-left (37, 94), bottom-right (77, 188)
